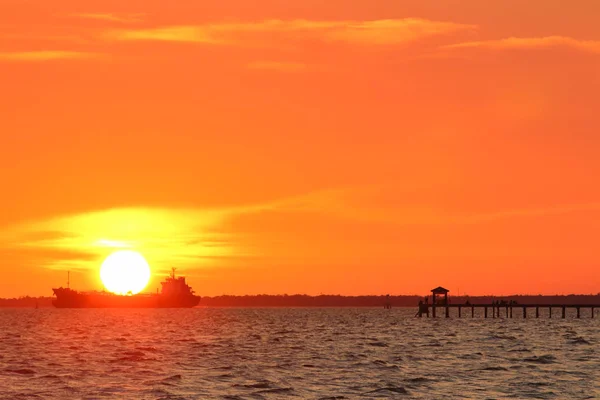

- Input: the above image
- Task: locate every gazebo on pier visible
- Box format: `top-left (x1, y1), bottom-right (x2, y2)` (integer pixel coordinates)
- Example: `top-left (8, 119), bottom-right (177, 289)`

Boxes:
top-left (431, 286), bottom-right (449, 305)
top-left (431, 286), bottom-right (450, 317)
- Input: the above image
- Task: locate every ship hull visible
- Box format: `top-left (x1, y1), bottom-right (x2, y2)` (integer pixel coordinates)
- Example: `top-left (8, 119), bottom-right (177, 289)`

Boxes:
top-left (52, 289), bottom-right (200, 308)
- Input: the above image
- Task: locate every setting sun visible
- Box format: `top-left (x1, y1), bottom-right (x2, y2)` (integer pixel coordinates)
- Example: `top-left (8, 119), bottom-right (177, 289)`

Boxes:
top-left (100, 250), bottom-right (151, 295)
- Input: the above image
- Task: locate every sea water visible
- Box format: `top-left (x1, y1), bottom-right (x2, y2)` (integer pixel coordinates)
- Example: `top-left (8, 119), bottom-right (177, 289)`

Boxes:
top-left (0, 308), bottom-right (598, 399)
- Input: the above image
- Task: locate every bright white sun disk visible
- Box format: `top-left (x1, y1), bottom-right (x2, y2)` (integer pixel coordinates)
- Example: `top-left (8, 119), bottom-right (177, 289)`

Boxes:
top-left (100, 250), bottom-right (151, 295)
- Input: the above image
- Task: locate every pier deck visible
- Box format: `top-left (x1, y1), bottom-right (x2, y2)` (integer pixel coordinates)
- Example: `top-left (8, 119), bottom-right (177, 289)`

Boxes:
top-left (417, 304), bottom-right (600, 318)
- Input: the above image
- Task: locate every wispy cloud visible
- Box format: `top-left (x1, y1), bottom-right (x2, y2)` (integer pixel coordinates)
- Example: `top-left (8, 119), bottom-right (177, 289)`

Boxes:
top-left (4, 182), bottom-right (597, 276)
top-left (445, 36), bottom-right (600, 54)
top-left (69, 12), bottom-right (144, 23)
top-left (106, 26), bottom-right (218, 43)
top-left (0, 206), bottom-right (260, 273)
top-left (324, 19), bottom-right (476, 45)
top-left (264, 185), bottom-right (600, 225)
top-left (454, 203), bottom-right (600, 224)
top-left (0, 51), bottom-right (100, 61)
top-left (105, 18), bottom-right (476, 46)
top-left (247, 61), bottom-right (307, 72)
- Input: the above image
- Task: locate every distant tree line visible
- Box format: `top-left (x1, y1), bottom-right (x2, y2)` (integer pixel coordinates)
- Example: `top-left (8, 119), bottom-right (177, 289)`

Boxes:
top-left (199, 294), bottom-right (600, 307)
top-left (2, 294), bottom-right (600, 308)
top-left (0, 296), bottom-right (54, 308)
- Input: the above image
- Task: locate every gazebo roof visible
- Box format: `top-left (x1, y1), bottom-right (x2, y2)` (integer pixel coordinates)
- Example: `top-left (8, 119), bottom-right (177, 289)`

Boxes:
top-left (431, 286), bottom-right (450, 294)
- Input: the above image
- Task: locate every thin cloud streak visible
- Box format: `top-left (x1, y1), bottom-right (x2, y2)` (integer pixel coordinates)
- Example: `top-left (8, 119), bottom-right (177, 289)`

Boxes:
top-left (105, 26), bottom-right (219, 43)
top-left (0, 51), bottom-right (100, 61)
top-left (69, 13), bottom-right (144, 23)
top-left (264, 186), bottom-right (600, 225)
top-left (445, 36), bottom-right (600, 54)
top-left (247, 61), bottom-right (307, 72)
top-left (105, 18), bottom-right (476, 46)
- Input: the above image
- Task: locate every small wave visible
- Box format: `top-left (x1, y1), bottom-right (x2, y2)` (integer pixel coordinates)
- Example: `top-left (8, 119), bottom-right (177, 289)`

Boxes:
top-left (210, 366), bottom-right (233, 371)
top-left (458, 353), bottom-right (482, 360)
top-left (569, 337), bottom-right (591, 345)
top-left (490, 334), bottom-right (517, 340)
top-left (524, 381), bottom-right (550, 387)
top-left (274, 330), bottom-right (294, 335)
top-left (365, 386), bottom-right (409, 395)
top-left (5, 368), bottom-right (35, 375)
top-left (163, 374), bottom-right (183, 382)
top-left (508, 348), bottom-right (530, 353)
top-left (255, 387), bottom-right (294, 394)
top-left (146, 388), bottom-right (174, 398)
top-left (318, 397), bottom-right (347, 400)
top-left (481, 366), bottom-right (509, 371)
top-left (136, 346), bottom-right (159, 352)
top-left (524, 355), bottom-right (556, 364)
top-left (114, 355), bottom-right (154, 362)
top-left (36, 374), bottom-right (64, 381)
top-left (235, 381), bottom-right (272, 389)
top-left (407, 377), bottom-right (433, 384)
top-left (123, 350), bottom-right (146, 357)
top-left (367, 341), bottom-right (388, 347)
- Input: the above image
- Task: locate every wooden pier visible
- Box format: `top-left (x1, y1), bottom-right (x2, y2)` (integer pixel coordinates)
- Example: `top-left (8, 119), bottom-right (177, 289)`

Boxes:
top-left (417, 303), bottom-right (599, 318)
top-left (416, 287), bottom-right (600, 318)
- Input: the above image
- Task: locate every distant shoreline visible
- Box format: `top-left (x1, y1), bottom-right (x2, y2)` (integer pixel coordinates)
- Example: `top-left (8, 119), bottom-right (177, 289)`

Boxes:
top-left (2, 294), bottom-right (600, 308)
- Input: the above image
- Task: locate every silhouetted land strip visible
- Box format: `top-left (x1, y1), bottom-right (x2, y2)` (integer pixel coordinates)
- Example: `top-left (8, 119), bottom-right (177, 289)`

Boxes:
top-left (4, 294), bottom-right (600, 308)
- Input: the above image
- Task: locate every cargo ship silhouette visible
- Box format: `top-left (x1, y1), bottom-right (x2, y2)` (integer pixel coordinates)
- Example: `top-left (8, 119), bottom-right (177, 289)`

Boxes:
top-left (52, 268), bottom-right (200, 308)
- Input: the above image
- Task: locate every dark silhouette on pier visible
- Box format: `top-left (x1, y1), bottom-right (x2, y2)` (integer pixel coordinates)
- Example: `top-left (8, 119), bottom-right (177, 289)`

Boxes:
top-left (384, 294), bottom-right (392, 309)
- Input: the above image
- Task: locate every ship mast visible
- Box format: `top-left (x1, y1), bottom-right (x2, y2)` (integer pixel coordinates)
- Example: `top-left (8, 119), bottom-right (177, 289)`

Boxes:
top-left (67, 271), bottom-right (70, 289)
top-left (171, 267), bottom-right (176, 279)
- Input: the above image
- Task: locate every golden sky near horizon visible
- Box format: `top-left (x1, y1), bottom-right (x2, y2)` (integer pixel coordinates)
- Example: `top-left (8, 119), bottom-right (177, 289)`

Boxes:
top-left (1, 0), bottom-right (599, 297)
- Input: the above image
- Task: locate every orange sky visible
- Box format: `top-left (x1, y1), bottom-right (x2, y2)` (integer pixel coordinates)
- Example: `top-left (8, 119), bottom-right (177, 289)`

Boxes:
top-left (1, 0), bottom-right (599, 297)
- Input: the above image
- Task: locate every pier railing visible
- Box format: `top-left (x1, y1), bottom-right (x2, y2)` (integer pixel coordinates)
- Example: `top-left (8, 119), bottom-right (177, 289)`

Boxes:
top-left (417, 303), bottom-right (599, 318)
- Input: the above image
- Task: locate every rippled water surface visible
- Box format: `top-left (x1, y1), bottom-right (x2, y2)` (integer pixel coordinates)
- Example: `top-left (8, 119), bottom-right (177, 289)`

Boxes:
top-left (1, 308), bottom-right (599, 399)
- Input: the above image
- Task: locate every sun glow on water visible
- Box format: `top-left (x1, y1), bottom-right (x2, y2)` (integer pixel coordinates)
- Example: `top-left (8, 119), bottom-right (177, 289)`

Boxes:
top-left (100, 250), bottom-right (151, 295)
